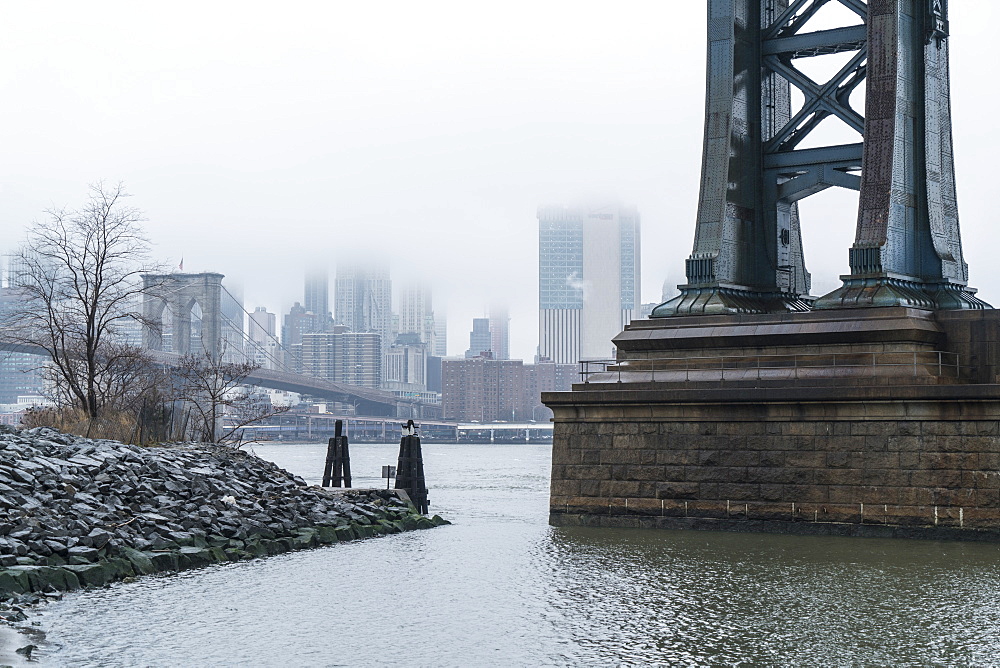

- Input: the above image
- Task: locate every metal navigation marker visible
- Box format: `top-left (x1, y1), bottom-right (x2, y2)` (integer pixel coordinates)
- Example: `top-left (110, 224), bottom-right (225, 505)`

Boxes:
top-left (382, 465), bottom-right (397, 490)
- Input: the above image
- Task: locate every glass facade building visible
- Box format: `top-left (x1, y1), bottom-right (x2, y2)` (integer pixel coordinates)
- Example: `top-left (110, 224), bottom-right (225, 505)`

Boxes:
top-left (537, 203), bottom-right (641, 363)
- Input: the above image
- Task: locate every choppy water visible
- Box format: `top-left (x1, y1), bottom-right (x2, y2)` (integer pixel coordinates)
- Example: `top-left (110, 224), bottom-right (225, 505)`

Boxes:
top-left (31, 442), bottom-right (1000, 666)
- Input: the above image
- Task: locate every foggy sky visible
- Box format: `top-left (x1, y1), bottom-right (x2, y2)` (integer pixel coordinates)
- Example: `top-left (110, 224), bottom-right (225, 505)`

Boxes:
top-left (2, 1), bottom-right (999, 361)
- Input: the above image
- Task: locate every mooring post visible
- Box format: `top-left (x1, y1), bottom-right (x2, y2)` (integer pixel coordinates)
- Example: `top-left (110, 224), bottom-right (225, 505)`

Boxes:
top-left (395, 429), bottom-right (428, 514)
top-left (341, 429), bottom-right (352, 488)
top-left (322, 419), bottom-right (350, 487)
top-left (331, 420), bottom-right (344, 487)
top-left (321, 426), bottom-right (337, 487)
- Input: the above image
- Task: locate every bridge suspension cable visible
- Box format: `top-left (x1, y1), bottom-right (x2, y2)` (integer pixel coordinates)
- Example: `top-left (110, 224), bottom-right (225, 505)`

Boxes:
top-left (219, 285), bottom-right (297, 374)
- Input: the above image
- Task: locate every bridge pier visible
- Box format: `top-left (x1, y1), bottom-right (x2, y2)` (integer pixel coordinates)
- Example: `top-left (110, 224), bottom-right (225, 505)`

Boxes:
top-left (548, 0), bottom-right (1000, 540)
top-left (548, 308), bottom-right (1000, 538)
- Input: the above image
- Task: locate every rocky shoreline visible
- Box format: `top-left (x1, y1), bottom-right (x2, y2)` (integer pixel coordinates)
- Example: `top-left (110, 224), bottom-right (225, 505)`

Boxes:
top-left (0, 426), bottom-right (447, 609)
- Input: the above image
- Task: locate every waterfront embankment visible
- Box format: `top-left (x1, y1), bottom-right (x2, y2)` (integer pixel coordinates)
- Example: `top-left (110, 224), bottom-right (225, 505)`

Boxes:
top-left (0, 426), bottom-right (447, 609)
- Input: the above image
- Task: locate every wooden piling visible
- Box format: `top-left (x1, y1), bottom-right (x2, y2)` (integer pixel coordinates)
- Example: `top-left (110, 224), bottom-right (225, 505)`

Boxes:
top-left (395, 433), bottom-right (428, 514)
top-left (322, 420), bottom-right (352, 487)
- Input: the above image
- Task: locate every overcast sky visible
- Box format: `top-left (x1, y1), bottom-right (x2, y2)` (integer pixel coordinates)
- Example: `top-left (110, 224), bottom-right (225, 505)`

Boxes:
top-left (2, 1), bottom-right (999, 361)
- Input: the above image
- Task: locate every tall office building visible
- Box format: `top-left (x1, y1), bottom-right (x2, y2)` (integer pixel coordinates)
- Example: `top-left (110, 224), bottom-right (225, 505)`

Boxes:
top-left (538, 203), bottom-right (640, 363)
top-left (489, 304), bottom-right (510, 361)
top-left (465, 318), bottom-right (492, 359)
top-left (334, 262), bottom-right (392, 354)
top-left (248, 307), bottom-right (280, 370)
top-left (281, 302), bottom-right (319, 372)
top-left (220, 283), bottom-right (246, 363)
top-left (281, 302), bottom-right (318, 347)
top-left (304, 268), bottom-right (332, 331)
top-left (398, 282), bottom-right (437, 349)
top-left (248, 307), bottom-right (276, 345)
top-left (432, 313), bottom-right (447, 357)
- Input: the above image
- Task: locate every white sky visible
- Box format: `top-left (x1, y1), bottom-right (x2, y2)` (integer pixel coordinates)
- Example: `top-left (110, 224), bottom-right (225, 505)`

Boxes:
top-left (2, 1), bottom-right (999, 361)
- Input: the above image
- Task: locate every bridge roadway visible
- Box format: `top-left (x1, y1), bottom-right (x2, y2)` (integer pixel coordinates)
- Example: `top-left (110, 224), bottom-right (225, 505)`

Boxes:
top-left (147, 351), bottom-right (411, 416)
top-left (0, 342), bottom-right (417, 417)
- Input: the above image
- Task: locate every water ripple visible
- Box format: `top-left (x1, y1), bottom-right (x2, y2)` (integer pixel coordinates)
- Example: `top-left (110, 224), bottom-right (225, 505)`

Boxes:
top-left (33, 443), bottom-right (1000, 666)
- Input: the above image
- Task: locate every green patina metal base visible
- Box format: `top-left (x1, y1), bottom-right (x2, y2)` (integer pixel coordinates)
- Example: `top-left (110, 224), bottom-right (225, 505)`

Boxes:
top-left (813, 277), bottom-right (990, 311)
top-left (653, 278), bottom-right (990, 318)
top-left (651, 286), bottom-right (813, 317)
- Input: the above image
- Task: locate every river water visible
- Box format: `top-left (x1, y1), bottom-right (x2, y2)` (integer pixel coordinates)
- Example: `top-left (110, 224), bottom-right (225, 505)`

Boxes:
top-left (29, 442), bottom-right (1000, 666)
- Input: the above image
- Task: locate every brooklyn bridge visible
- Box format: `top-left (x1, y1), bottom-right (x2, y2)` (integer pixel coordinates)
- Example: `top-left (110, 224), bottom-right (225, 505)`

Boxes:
top-left (1, 269), bottom-right (431, 418)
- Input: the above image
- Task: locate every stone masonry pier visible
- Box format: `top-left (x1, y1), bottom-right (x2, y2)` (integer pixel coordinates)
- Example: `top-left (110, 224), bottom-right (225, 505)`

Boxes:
top-left (545, 309), bottom-right (1000, 540)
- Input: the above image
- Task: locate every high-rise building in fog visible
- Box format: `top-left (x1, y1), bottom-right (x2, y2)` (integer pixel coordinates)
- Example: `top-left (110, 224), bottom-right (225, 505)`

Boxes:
top-left (398, 282), bottom-right (437, 350)
top-left (433, 313), bottom-right (447, 357)
top-left (249, 307), bottom-right (276, 344)
top-left (465, 318), bottom-right (492, 359)
top-left (538, 203), bottom-right (640, 363)
top-left (334, 262), bottom-right (392, 353)
top-left (489, 305), bottom-right (510, 361)
top-left (220, 284), bottom-right (246, 363)
top-left (247, 307), bottom-right (280, 370)
top-left (281, 301), bottom-right (319, 371)
top-left (304, 268), bottom-right (332, 331)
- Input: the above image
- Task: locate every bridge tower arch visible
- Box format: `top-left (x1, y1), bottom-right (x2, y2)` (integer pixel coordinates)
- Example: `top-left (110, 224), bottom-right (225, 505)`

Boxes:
top-left (142, 272), bottom-right (225, 359)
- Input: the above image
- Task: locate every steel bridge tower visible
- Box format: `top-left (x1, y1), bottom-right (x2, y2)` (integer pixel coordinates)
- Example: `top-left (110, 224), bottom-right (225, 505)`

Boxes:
top-left (655, 0), bottom-right (987, 316)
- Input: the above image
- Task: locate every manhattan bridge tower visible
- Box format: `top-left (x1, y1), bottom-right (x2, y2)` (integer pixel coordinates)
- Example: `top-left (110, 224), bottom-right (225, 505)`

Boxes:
top-left (654, 0), bottom-right (988, 316)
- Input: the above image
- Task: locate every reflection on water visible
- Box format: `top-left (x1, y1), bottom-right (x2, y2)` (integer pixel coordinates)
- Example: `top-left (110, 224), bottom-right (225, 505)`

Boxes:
top-left (35, 442), bottom-right (1000, 667)
top-left (545, 528), bottom-right (1000, 666)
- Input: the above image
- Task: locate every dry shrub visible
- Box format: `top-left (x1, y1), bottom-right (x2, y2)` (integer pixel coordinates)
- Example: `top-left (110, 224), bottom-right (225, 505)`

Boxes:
top-left (20, 405), bottom-right (139, 443)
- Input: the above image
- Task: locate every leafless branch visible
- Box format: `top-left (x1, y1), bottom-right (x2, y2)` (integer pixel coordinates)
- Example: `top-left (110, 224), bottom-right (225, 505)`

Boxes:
top-left (0, 182), bottom-right (164, 420)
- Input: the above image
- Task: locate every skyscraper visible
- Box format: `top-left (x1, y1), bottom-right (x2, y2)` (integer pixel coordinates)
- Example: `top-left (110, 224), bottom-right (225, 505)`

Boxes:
top-left (248, 307), bottom-right (276, 345)
top-left (488, 304), bottom-right (509, 361)
top-left (220, 283), bottom-right (246, 363)
top-left (281, 302), bottom-right (317, 347)
top-left (465, 318), bottom-right (492, 359)
top-left (334, 262), bottom-right (392, 354)
top-left (538, 203), bottom-right (640, 363)
top-left (304, 267), bottom-right (332, 331)
top-left (432, 313), bottom-right (447, 357)
top-left (334, 262), bottom-right (395, 387)
top-left (398, 281), bottom-right (437, 349)
top-left (248, 307), bottom-right (280, 370)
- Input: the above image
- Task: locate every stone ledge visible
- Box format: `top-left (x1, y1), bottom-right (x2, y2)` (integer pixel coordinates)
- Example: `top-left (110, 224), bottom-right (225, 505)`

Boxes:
top-left (550, 497), bottom-right (996, 528)
top-left (545, 383), bottom-right (1000, 407)
top-left (549, 513), bottom-right (1000, 542)
top-left (615, 306), bottom-right (943, 352)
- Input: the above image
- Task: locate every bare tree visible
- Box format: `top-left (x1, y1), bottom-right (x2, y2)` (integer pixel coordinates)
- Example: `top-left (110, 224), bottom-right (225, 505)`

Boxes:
top-left (40, 343), bottom-right (162, 412)
top-left (173, 349), bottom-right (289, 445)
top-left (1, 182), bottom-right (161, 421)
